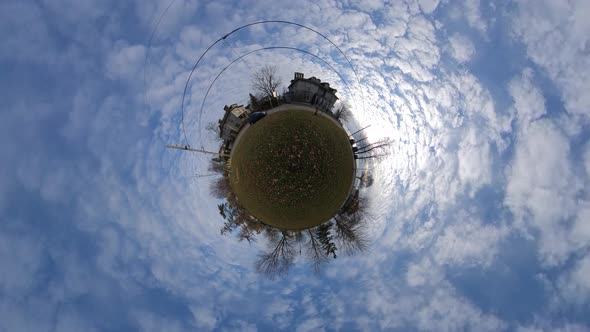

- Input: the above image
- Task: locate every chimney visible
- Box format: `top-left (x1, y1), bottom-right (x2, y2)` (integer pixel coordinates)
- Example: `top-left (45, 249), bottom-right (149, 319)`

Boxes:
top-left (294, 72), bottom-right (304, 79)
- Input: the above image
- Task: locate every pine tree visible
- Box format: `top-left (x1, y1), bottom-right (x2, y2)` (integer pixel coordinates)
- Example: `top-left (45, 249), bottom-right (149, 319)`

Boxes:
top-left (249, 93), bottom-right (259, 112)
top-left (316, 222), bottom-right (337, 259)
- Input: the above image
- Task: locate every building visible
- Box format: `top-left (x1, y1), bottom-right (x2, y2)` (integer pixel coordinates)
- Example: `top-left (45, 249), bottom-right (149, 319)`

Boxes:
top-left (218, 104), bottom-right (249, 142)
top-left (284, 72), bottom-right (338, 112)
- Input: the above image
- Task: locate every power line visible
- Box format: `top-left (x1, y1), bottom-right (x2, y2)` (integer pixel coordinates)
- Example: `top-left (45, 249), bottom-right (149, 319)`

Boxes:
top-left (180, 20), bottom-right (365, 147)
top-left (222, 38), bottom-right (254, 74)
top-left (349, 125), bottom-right (371, 137)
top-left (188, 173), bottom-right (218, 179)
top-left (194, 46), bottom-right (358, 148)
top-left (166, 144), bottom-right (228, 156)
top-left (144, 0), bottom-right (178, 110)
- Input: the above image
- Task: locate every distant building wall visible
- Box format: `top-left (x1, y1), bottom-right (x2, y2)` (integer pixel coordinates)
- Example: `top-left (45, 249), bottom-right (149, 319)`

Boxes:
top-left (219, 104), bottom-right (249, 142)
top-left (286, 72), bottom-right (338, 112)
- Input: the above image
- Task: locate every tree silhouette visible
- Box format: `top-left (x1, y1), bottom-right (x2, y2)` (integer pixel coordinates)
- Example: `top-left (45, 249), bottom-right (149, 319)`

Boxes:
top-left (306, 229), bottom-right (328, 273)
top-left (354, 138), bottom-right (390, 161)
top-left (248, 93), bottom-right (260, 112)
top-left (333, 103), bottom-right (352, 122)
top-left (204, 73), bottom-right (386, 277)
top-left (216, 190), bottom-right (375, 276)
top-left (356, 173), bottom-right (374, 188)
top-left (206, 121), bottom-right (222, 141)
top-left (316, 222), bottom-right (337, 259)
top-left (252, 65), bottom-right (282, 99)
top-left (209, 158), bottom-right (226, 175)
top-left (255, 231), bottom-right (295, 278)
top-left (210, 176), bottom-right (231, 199)
top-left (356, 139), bottom-right (390, 155)
top-left (333, 214), bottom-right (369, 255)
top-left (217, 195), bottom-right (266, 243)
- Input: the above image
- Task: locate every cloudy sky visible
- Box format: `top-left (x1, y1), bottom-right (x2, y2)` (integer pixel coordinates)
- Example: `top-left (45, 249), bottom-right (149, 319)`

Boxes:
top-left (2, 0), bottom-right (590, 331)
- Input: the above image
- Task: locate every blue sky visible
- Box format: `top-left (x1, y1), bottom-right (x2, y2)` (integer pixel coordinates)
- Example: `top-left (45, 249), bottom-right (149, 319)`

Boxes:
top-left (1, 0), bottom-right (590, 331)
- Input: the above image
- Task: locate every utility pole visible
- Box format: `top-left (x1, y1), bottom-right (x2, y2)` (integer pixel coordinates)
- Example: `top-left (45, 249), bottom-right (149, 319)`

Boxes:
top-left (166, 145), bottom-right (230, 157)
top-left (349, 125), bottom-right (371, 138)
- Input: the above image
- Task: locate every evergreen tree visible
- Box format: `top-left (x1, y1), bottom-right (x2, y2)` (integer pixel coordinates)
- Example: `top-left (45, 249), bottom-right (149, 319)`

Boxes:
top-left (316, 222), bottom-right (337, 258)
top-left (249, 93), bottom-right (259, 112)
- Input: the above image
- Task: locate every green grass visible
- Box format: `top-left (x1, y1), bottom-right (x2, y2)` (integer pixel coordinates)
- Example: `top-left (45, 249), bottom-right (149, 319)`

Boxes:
top-left (230, 109), bottom-right (354, 230)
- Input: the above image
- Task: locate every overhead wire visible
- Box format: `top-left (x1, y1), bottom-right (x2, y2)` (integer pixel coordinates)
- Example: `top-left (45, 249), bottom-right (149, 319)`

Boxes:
top-left (194, 46), bottom-right (358, 148)
top-left (222, 38), bottom-right (255, 74)
top-left (143, 0), bottom-right (178, 111)
top-left (143, 13), bottom-right (372, 187)
top-left (180, 20), bottom-right (365, 147)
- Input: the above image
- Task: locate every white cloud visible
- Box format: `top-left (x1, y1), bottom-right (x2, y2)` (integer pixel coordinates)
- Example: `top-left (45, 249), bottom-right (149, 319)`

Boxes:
top-left (3, 0), bottom-right (590, 330)
top-left (364, 267), bottom-right (506, 332)
top-left (41, 0), bottom-right (108, 22)
top-left (505, 68), bottom-right (590, 273)
top-left (386, 16), bottom-right (440, 82)
top-left (518, 322), bottom-right (590, 332)
top-left (220, 320), bottom-right (258, 332)
top-left (0, 230), bottom-right (45, 297)
top-left (0, 1), bottom-right (56, 63)
top-left (584, 143), bottom-right (590, 178)
top-left (134, 0), bottom-right (200, 36)
top-left (448, 33), bottom-right (475, 63)
top-left (346, 0), bottom-right (385, 12)
top-left (54, 309), bottom-right (100, 332)
top-left (505, 119), bottom-right (578, 265)
top-left (415, 288), bottom-right (506, 332)
top-left (570, 201), bottom-right (590, 250)
top-left (457, 126), bottom-right (491, 192)
top-left (446, 0), bottom-right (488, 33)
top-left (462, 0), bottom-right (487, 33)
top-left (418, 0), bottom-right (440, 14)
top-left (190, 306), bottom-right (217, 331)
top-left (509, 68), bottom-right (546, 125)
top-left (105, 43), bottom-right (147, 81)
top-left (133, 310), bottom-right (191, 332)
top-left (512, 0), bottom-right (590, 122)
top-left (433, 218), bottom-right (507, 267)
top-left (295, 318), bottom-right (325, 332)
top-left (406, 257), bottom-right (444, 287)
top-left (558, 254), bottom-right (590, 305)
top-left (0, 298), bottom-right (53, 332)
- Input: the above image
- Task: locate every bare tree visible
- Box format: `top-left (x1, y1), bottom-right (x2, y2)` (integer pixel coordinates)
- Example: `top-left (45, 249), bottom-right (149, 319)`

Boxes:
top-left (333, 214), bottom-right (369, 255)
top-left (355, 154), bottom-right (388, 160)
top-left (354, 138), bottom-right (391, 162)
top-left (206, 121), bottom-right (222, 141)
top-left (345, 193), bottom-right (372, 218)
top-left (209, 158), bottom-right (226, 175)
top-left (237, 225), bottom-right (256, 243)
top-left (306, 229), bottom-right (328, 273)
top-left (210, 176), bottom-right (231, 199)
top-left (256, 231), bottom-right (295, 278)
top-left (356, 173), bottom-right (374, 188)
top-left (356, 139), bottom-right (390, 155)
top-left (252, 65), bottom-right (282, 99)
top-left (334, 103), bottom-right (352, 122)
top-left (263, 226), bottom-right (281, 243)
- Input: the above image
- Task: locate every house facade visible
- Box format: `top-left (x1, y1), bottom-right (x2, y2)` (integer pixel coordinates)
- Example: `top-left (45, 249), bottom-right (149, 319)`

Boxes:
top-left (218, 104), bottom-right (249, 142)
top-left (285, 72), bottom-right (338, 112)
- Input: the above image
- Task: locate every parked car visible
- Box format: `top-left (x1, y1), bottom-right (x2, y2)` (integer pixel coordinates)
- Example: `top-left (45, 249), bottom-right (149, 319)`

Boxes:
top-left (248, 111), bottom-right (267, 125)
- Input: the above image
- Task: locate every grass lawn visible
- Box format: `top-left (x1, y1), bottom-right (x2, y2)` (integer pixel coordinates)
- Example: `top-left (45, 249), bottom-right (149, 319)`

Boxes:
top-left (230, 109), bottom-right (354, 230)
